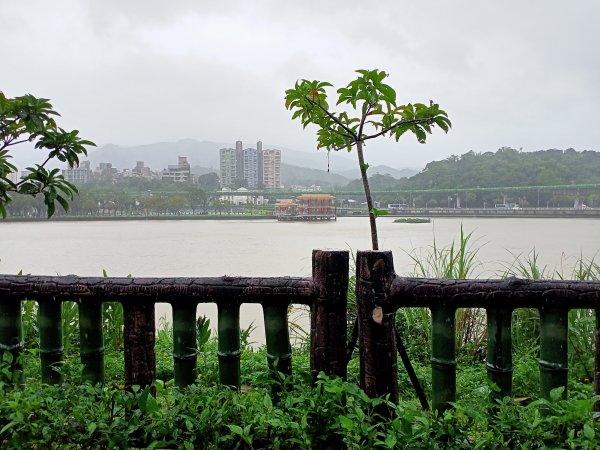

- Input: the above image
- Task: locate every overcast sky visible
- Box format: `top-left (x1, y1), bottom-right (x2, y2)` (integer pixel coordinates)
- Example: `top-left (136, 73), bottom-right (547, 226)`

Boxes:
top-left (2, 1), bottom-right (599, 170)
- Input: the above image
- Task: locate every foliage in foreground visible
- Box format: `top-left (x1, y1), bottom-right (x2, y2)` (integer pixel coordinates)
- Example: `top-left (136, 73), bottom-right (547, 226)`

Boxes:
top-left (0, 92), bottom-right (95, 217)
top-left (1, 374), bottom-right (599, 449)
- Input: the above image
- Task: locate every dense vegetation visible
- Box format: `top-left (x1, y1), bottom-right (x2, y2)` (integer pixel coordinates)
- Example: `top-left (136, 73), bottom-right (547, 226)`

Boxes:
top-left (408, 147), bottom-right (600, 189)
top-left (342, 147), bottom-right (600, 191)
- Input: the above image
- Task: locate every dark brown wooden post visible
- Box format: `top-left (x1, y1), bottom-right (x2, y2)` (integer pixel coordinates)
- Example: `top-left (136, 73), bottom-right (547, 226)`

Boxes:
top-left (356, 250), bottom-right (398, 403)
top-left (310, 250), bottom-right (349, 381)
top-left (123, 302), bottom-right (155, 388)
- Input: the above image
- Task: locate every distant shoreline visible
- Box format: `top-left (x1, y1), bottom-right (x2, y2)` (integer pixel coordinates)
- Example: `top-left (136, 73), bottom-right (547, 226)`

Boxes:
top-left (1, 215), bottom-right (276, 223)
top-left (2, 208), bottom-right (600, 222)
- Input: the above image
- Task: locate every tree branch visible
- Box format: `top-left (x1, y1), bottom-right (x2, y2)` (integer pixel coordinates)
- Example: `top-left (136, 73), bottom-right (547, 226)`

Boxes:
top-left (14, 155), bottom-right (52, 188)
top-left (0, 117), bottom-right (20, 132)
top-left (362, 117), bottom-right (436, 142)
top-left (4, 138), bottom-right (31, 148)
top-left (357, 103), bottom-right (373, 142)
top-left (304, 96), bottom-right (358, 139)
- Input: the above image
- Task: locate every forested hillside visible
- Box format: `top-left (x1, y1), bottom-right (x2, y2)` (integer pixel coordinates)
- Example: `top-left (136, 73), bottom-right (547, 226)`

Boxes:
top-left (406, 147), bottom-right (600, 189)
top-left (337, 147), bottom-right (600, 209)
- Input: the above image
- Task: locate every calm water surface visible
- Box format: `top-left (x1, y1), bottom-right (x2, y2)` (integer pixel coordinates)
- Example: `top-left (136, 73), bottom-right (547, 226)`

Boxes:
top-left (2, 217), bottom-right (598, 342)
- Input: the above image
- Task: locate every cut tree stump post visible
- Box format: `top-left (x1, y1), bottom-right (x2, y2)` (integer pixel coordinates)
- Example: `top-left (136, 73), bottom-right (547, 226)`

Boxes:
top-left (310, 250), bottom-right (349, 381)
top-left (356, 250), bottom-right (398, 403)
top-left (124, 301), bottom-right (155, 388)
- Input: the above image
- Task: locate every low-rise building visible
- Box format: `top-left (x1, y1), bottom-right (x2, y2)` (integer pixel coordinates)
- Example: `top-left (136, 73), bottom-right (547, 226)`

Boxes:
top-left (162, 156), bottom-right (191, 182)
top-left (62, 160), bottom-right (92, 184)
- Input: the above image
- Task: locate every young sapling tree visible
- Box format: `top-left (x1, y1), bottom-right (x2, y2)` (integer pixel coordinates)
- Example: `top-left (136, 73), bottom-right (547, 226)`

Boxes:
top-left (285, 69), bottom-right (451, 250)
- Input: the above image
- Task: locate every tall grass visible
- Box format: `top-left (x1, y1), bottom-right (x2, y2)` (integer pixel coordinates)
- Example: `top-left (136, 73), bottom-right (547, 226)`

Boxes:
top-left (502, 250), bottom-right (600, 379)
top-left (400, 229), bottom-right (599, 373)
top-left (401, 225), bottom-right (486, 361)
top-left (407, 225), bottom-right (482, 279)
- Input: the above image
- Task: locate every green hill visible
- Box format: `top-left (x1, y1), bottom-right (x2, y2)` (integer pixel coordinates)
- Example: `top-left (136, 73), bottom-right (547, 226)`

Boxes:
top-left (406, 147), bottom-right (600, 189)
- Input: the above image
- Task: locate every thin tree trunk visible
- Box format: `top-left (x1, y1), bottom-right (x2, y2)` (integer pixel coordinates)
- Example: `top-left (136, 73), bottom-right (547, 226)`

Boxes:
top-left (356, 141), bottom-right (379, 250)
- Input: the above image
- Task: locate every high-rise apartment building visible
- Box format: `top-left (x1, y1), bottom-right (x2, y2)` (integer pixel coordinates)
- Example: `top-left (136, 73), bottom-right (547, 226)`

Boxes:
top-left (219, 148), bottom-right (238, 188)
top-left (219, 140), bottom-right (281, 189)
top-left (243, 148), bottom-right (260, 188)
top-left (261, 149), bottom-right (282, 189)
top-left (235, 140), bottom-right (244, 181)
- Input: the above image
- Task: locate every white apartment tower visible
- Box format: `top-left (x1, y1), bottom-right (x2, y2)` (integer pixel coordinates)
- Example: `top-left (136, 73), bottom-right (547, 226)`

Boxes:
top-left (261, 149), bottom-right (281, 189)
top-left (219, 140), bottom-right (281, 189)
top-left (220, 148), bottom-right (238, 188)
top-left (243, 147), bottom-right (260, 188)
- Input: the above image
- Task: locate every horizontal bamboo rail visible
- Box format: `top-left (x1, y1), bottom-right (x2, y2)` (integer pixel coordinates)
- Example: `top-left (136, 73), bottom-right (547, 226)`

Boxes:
top-left (0, 250), bottom-right (349, 390)
top-left (356, 250), bottom-right (600, 413)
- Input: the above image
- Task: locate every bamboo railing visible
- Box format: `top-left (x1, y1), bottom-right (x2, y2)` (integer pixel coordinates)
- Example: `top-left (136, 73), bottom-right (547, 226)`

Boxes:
top-left (3, 249), bottom-right (600, 415)
top-left (356, 250), bottom-right (600, 412)
top-left (0, 250), bottom-right (349, 389)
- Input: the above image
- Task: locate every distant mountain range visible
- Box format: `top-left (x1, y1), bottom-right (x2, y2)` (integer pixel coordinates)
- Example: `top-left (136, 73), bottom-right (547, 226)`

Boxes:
top-left (87, 139), bottom-right (419, 186)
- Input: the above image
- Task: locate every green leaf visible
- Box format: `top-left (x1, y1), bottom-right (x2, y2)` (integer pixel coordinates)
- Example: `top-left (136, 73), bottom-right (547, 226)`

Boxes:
top-left (377, 83), bottom-right (396, 104)
top-left (338, 415), bottom-right (355, 430)
top-left (385, 433), bottom-right (397, 448)
top-left (227, 424), bottom-right (244, 436)
top-left (549, 386), bottom-right (565, 402)
top-left (583, 423), bottom-right (595, 439)
top-left (359, 162), bottom-right (369, 171)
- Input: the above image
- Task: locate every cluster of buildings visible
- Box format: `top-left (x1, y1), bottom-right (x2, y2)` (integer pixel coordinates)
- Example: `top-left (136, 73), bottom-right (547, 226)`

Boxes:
top-left (61, 157), bottom-right (192, 184)
top-left (219, 141), bottom-right (281, 189)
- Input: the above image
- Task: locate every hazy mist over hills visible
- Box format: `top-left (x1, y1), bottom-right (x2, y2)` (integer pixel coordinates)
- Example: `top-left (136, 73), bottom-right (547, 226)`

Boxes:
top-left (87, 139), bottom-right (360, 172)
top-left (86, 139), bottom-right (419, 186)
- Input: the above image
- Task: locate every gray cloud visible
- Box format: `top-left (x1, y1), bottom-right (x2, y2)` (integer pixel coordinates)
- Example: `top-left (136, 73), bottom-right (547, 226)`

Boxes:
top-left (2, 0), bottom-right (599, 171)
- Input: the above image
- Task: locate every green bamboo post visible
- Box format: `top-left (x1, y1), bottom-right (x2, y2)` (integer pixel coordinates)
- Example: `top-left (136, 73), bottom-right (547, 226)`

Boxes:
top-left (486, 308), bottom-right (513, 400)
top-left (594, 309), bottom-right (600, 412)
top-left (217, 301), bottom-right (241, 388)
top-left (38, 299), bottom-right (63, 384)
top-left (0, 299), bottom-right (24, 385)
top-left (539, 306), bottom-right (568, 400)
top-left (173, 303), bottom-right (197, 387)
top-left (79, 301), bottom-right (104, 384)
top-left (263, 301), bottom-right (292, 381)
top-left (431, 305), bottom-right (456, 412)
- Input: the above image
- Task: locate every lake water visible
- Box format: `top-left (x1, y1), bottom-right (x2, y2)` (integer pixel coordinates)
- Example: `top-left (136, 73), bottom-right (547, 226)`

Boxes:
top-left (1, 217), bottom-right (598, 343)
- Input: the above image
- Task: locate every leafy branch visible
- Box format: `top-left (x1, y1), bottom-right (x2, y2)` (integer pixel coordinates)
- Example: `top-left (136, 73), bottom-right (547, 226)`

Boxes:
top-left (285, 69), bottom-right (451, 250)
top-left (0, 91), bottom-right (95, 218)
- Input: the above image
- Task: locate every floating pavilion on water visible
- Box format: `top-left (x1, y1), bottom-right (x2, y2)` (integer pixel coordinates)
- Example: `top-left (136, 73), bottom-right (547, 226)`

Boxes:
top-left (275, 194), bottom-right (336, 221)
